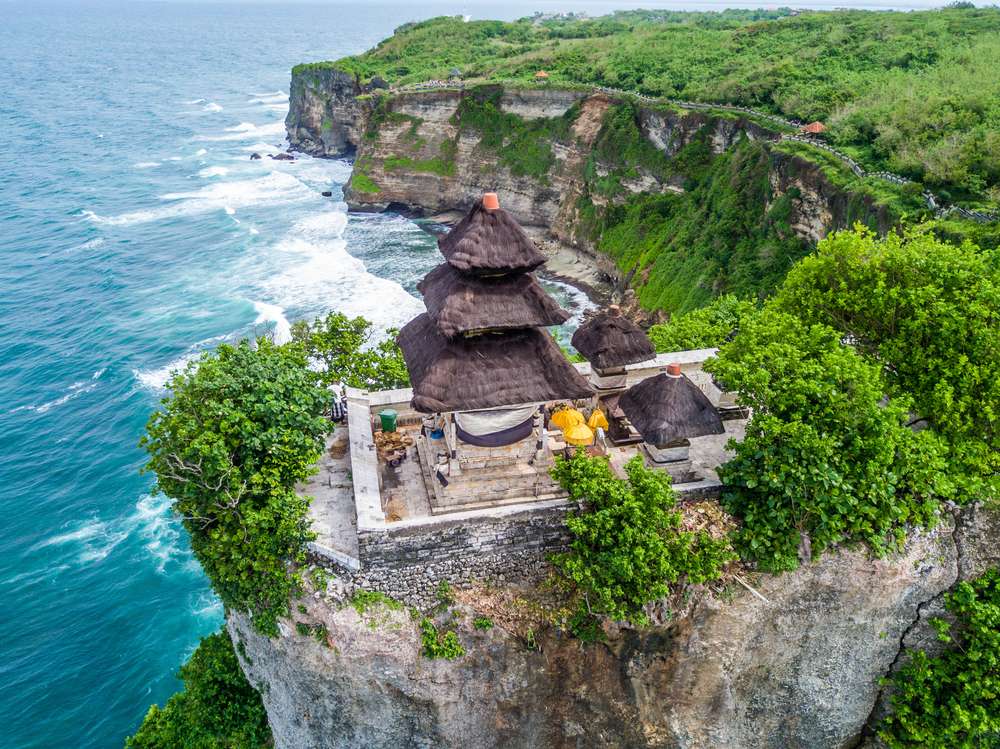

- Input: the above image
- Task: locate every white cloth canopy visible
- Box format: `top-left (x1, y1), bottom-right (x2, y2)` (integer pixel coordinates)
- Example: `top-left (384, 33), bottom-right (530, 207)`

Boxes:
top-left (454, 404), bottom-right (539, 437)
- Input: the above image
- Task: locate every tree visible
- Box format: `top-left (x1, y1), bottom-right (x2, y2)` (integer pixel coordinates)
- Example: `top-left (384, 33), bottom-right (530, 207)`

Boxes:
top-left (648, 294), bottom-right (756, 352)
top-left (142, 339), bottom-right (329, 635)
top-left (290, 311), bottom-right (409, 391)
top-left (880, 568), bottom-right (1000, 748)
top-left (707, 309), bottom-right (951, 572)
top-left (775, 226), bottom-right (1000, 500)
top-left (551, 450), bottom-right (733, 628)
top-left (125, 629), bottom-right (271, 749)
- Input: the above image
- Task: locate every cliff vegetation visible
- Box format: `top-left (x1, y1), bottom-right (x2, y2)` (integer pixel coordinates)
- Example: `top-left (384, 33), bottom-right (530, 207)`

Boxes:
top-left (320, 7), bottom-right (1000, 208)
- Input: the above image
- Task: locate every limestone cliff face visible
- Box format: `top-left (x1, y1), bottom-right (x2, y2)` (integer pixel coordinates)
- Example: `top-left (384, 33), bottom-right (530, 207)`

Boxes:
top-left (286, 67), bottom-right (367, 156)
top-left (231, 506), bottom-right (998, 749)
top-left (285, 69), bottom-right (888, 256)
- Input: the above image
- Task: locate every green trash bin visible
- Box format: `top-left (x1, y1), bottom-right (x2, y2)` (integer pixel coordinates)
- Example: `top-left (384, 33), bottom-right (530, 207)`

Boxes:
top-left (379, 409), bottom-right (398, 433)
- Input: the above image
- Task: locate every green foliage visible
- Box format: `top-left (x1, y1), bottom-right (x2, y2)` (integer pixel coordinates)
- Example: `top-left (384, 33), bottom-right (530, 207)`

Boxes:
top-left (350, 588), bottom-right (403, 616)
top-left (880, 568), bottom-right (1000, 748)
top-left (472, 616), bottom-right (494, 630)
top-left (290, 311), bottom-right (409, 391)
top-left (435, 580), bottom-right (455, 606)
top-left (295, 621), bottom-right (330, 646)
top-left (349, 170), bottom-right (380, 194)
top-left (125, 630), bottom-right (270, 749)
top-left (591, 138), bottom-right (815, 313)
top-left (419, 618), bottom-right (465, 659)
top-left (707, 309), bottom-right (951, 572)
top-left (648, 295), bottom-right (756, 351)
top-left (551, 450), bottom-right (733, 626)
top-left (774, 227), bottom-right (1000, 500)
top-left (142, 340), bottom-right (329, 635)
top-left (455, 86), bottom-right (577, 180)
top-left (320, 8), bottom-right (1000, 204)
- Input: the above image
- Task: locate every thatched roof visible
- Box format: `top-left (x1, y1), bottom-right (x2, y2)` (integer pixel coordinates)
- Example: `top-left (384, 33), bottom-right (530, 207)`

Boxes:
top-left (438, 199), bottom-right (546, 275)
top-left (571, 307), bottom-right (655, 370)
top-left (419, 263), bottom-right (569, 338)
top-left (397, 313), bottom-right (593, 413)
top-left (618, 371), bottom-right (724, 446)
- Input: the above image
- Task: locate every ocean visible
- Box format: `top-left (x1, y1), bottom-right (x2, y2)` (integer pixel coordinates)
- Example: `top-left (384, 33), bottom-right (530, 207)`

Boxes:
top-left (0, 1), bottom-right (961, 747)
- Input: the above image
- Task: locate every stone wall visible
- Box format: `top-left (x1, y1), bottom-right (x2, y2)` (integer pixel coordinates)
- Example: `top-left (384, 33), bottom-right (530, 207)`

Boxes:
top-left (351, 501), bottom-right (573, 608)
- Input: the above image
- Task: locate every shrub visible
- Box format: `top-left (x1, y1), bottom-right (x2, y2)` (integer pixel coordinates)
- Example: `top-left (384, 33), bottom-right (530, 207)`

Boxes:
top-left (473, 616), bottom-right (494, 630)
top-left (648, 295), bottom-right (756, 352)
top-left (142, 340), bottom-right (329, 635)
top-left (290, 311), bottom-right (409, 390)
top-left (419, 618), bottom-right (465, 659)
top-left (880, 568), bottom-right (1000, 748)
top-left (707, 309), bottom-right (952, 572)
top-left (775, 226), bottom-right (1000, 500)
top-left (125, 630), bottom-right (270, 748)
top-left (551, 450), bottom-right (733, 627)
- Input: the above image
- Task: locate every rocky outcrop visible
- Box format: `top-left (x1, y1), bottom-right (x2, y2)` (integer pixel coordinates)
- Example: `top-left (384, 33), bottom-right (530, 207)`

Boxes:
top-left (286, 67), bottom-right (367, 156)
top-left (231, 505), bottom-right (998, 749)
top-left (285, 70), bottom-right (890, 260)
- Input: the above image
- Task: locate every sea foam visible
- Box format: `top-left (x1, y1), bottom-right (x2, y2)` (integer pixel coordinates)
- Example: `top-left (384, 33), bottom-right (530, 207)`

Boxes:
top-left (81, 171), bottom-right (315, 227)
top-left (252, 300), bottom-right (292, 344)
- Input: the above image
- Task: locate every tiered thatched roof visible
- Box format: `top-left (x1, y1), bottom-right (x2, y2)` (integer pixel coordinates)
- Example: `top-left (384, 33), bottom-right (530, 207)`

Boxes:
top-left (419, 263), bottom-right (569, 338)
top-left (571, 306), bottom-right (655, 370)
top-left (398, 314), bottom-right (593, 413)
top-left (618, 368), bottom-right (724, 446)
top-left (438, 200), bottom-right (545, 275)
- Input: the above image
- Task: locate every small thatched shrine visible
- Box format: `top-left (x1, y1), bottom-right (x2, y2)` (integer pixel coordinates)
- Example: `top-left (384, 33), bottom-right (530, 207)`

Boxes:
top-left (618, 362), bottom-right (724, 475)
top-left (571, 305), bottom-right (655, 389)
top-left (396, 192), bottom-right (593, 510)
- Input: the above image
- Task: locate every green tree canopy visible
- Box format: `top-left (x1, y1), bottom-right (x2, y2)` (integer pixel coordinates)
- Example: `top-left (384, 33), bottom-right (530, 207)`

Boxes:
top-left (142, 339), bottom-right (329, 635)
top-left (648, 294), bottom-right (756, 352)
top-left (551, 450), bottom-right (732, 627)
top-left (880, 568), bottom-right (1000, 748)
top-left (290, 311), bottom-right (409, 391)
top-left (774, 226), bottom-right (1000, 500)
top-left (125, 629), bottom-right (271, 749)
top-left (707, 309), bottom-right (951, 572)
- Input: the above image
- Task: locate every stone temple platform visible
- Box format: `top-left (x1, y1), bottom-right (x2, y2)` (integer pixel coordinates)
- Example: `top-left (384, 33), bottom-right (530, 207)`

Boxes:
top-left (302, 349), bottom-right (746, 573)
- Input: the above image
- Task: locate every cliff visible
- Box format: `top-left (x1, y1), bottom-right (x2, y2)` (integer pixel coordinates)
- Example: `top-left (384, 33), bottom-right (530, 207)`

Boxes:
top-left (230, 504), bottom-right (999, 749)
top-left (286, 74), bottom-right (900, 311)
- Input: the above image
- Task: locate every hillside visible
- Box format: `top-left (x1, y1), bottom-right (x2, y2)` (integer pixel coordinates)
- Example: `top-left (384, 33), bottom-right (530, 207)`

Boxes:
top-left (300, 7), bottom-right (1000, 210)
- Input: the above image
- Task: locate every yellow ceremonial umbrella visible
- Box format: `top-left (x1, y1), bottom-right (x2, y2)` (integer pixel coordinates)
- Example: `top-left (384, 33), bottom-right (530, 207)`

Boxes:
top-left (550, 408), bottom-right (584, 430)
top-left (587, 409), bottom-right (609, 431)
top-left (563, 422), bottom-right (595, 446)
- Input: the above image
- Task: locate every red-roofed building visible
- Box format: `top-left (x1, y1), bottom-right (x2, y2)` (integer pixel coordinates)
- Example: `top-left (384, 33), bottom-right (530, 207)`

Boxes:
top-left (801, 121), bottom-right (827, 135)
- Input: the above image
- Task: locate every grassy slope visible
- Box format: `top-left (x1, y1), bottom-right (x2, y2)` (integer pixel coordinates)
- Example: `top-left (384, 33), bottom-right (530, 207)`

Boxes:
top-left (301, 7), bottom-right (1000, 206)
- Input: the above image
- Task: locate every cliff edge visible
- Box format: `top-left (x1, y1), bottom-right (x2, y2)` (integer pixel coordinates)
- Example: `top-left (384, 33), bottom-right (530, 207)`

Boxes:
top-left (230, 505), bottom-right (998, 749)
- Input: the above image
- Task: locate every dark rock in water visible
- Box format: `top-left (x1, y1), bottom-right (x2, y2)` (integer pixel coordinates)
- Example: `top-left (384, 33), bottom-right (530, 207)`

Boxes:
top-left (321, 191), bottom-right (333, 197)
top-left (270, 153), bottom-right (294, 161)
top-left (249, 152), bottom-right (262, 160)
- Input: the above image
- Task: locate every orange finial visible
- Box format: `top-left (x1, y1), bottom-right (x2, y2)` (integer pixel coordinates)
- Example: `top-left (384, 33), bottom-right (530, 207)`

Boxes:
top-left (482, 192), bottom-right (500, 211)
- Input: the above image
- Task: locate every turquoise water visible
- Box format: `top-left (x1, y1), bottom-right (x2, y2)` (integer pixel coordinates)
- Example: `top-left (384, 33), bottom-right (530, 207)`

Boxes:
top-left (0, 1), bottom-right (954, 747)
top-left (0, 3), bottom-right (594, 746)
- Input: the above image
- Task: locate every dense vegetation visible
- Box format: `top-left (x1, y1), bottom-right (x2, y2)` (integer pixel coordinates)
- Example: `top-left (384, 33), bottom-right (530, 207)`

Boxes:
top-left (707, 309), bottom-right (950, 572)
top-left (142, 340), bottom-right (329, 636)
top-left (134, 317), bottom-right (410, 743)
top-left (290, 311), bottom-right (410, 391)
top-left (125, 630), bottom-right (271, 749)
top-left (551, 450), bottom-right (733, 630)
top-left (774, 227), bottom-right (1000, 500)
top-left (588, 131), bottom-right (818, 312)
top-left (648, 295), bottom-right (755, 352)
top-left (318, 7), bottom-right (1000, 206)
top-left (880, 568), bottom-right (1000, 748)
